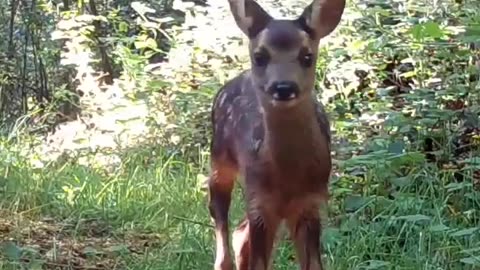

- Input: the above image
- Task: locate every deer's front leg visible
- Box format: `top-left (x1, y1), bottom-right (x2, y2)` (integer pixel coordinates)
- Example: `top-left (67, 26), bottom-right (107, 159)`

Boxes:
top-left (244, 180), bottom-right (280, 270)
top-left (287, 206), bottom-right (324, 270)
top-left (208, 163), bottom-right (236, 270)
top-left (247, 206), bottom-right (279, 270)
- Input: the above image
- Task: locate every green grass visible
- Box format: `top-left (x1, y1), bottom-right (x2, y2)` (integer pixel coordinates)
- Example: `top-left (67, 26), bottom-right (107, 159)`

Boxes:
top-left (0, 135), bottom-right (479, 270)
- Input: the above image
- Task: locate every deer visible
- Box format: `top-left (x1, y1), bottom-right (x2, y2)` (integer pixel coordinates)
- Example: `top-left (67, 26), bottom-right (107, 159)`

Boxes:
top-left (206, 0), bottom-right (345, 269)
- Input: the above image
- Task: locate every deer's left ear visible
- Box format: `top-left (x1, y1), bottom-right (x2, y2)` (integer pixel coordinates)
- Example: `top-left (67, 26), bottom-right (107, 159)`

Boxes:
top-left (297, 0), bottom-right (346, 40)
top-left (228, 0), bottom-right (273, 38)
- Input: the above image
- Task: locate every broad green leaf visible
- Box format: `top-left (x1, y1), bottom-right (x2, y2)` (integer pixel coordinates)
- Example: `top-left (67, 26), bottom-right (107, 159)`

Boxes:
top-left (321, 227), bottom-right (342, 248)
top-left (363, 260), bottom-right (391, 269)
top-left (423, 21), bottom-right (445, 38)
top-left (460, 257), bottom-right (480, 266)
top-left (445, 182), bottom-right (471, 192)
top-left (461, 247), bottom-right (480, 254)
top-left (83, 246), bottom-right (102, 256)
top-left (106, 244), bottom-right (129, 255)
top-left (344, 195), bottom-right (371, 212)
top-left (394, 214), bottom-right (431, 223)
top-left (389, 176), bottom-right (411, 187)
top-left (2, 242), bottom-right (21, 261)
top-left (332, 187), bottom-right (354, 195)
top-left (462, 157), bottom-right (480, 165)
top-left (27, 259), bottom-right (45, 270)
top-left (450, 227), bottom-right (478, 237)
top-left (400, 71), bottom-right (416, 78)
top-left (430, 224), bottom-right (450, 232)
top-left (388, 141), bottom-right (405, 154)
top-left (134, 38), bottom-right (157, 50)
top-left (410, 24), bottom-right (424, 40)
top-left (410, 21), bottom-right (446, 41)
top-left (339, 217), bottom-right (360, 232)
top-left (399, 125), bottom-right (412, 133)
top-left (119, 22), bottom-right (129, 33)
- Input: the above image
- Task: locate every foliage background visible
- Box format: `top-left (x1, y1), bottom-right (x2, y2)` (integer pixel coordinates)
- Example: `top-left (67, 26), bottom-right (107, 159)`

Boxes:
top-left (0, 0), bottom-right (479, 269)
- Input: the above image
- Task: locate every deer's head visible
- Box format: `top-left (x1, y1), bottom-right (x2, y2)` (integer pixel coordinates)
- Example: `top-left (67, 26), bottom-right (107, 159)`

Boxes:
top-left (228, 0), bottom-right (345, 108)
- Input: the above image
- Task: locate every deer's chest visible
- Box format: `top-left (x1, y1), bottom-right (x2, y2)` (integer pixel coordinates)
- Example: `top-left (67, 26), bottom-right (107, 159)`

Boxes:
top-left (242, 140), bottom-right (331, 198)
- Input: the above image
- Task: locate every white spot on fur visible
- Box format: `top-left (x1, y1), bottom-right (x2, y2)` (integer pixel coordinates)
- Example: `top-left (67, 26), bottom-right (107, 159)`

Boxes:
top-left (218, 92), bottom-right (228, 107)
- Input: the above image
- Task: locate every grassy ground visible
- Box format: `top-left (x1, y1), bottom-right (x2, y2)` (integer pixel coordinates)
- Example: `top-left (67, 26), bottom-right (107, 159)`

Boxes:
top-left (0, 122), bottom-right (479, 270)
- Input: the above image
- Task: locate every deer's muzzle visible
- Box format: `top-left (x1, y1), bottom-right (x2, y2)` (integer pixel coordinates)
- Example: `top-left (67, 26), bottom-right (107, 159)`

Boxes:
top-left (268, 81), bottom-right (299, 101)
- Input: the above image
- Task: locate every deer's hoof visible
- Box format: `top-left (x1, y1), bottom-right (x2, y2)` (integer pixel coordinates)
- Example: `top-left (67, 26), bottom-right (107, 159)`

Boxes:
top-left (214, 258), bottom-right (233, 270)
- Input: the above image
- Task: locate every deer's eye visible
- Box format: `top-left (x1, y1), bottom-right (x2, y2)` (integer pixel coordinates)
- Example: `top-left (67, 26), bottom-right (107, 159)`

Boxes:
top-left (253, 49), bottom-right (270, 67)
top-left (299, 52), bottom-right (314, 68)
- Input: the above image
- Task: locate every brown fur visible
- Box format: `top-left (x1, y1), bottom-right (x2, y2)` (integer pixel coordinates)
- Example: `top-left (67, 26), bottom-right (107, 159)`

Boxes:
top-left (207, 1), bottom-right (345, 269)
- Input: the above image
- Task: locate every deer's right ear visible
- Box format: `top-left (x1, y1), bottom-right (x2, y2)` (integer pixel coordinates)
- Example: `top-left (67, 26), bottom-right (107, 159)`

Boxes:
top-left (228, 0), bottom-right (272, 38)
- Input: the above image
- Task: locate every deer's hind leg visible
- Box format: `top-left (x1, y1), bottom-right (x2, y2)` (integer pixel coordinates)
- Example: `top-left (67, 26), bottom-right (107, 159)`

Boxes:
top-left (232, 216), bottom-right (249, 270)
top-left (208, 158), bottom-right (237, 270)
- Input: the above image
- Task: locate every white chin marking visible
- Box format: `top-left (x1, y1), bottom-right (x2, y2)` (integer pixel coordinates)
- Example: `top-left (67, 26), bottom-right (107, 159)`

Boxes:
top-left (272, 92), bottom-right (297, 101)
top-left (271, 98), bottom-right (298, 107)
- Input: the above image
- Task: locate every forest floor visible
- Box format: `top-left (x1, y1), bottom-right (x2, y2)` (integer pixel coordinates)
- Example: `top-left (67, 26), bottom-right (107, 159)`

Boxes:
top-left (1, 0), bottom-right (480, 269)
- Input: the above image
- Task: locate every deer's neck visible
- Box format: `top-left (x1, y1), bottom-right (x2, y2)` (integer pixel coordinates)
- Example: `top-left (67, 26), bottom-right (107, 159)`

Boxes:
top-left (262, 99), bottom-right (319, 171)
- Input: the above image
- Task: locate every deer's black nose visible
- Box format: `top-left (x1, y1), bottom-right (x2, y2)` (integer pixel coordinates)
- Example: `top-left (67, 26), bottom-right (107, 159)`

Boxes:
top-left (269, 81), bottom-right (299, 101)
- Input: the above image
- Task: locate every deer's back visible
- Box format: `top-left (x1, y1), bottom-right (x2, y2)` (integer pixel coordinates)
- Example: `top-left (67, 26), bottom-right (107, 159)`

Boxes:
top-left (210, 71), bottom-right (263, 168)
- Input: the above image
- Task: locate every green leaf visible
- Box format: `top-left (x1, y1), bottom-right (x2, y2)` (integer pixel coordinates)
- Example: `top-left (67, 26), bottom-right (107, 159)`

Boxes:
top-left (83, 246), bottom-right (102, 256)
top-left (344, 195), bottom-right (371, 212)
top-left (105, 244), bottom-right (129, 255)
top-left (460, 257), bottom-right (480, 266)
top-left (410, 21), bottom-right (445, 41)
top-left (400, 71), bottom-right (416, 78)
top-left (462, 157), bottom-right (480, 165)
top-left (339, 217), bottom-right (360, 232)
top-left (430, 224), bottom-right (450, 232)
top-left (321, 227), bottom-right (342, 248)
top-left (388, 141), bottom-right (405, 154)
top-left (389, 176), bottom-right (411, 187)
top-left (363, 260), bottom-right (390, 269)
top-left (394, 214), bottom-right (431, 223)
top-left (119, 21), bottom-right (129, 33)
top-left (445, 182), bottom-right (471, 192)
top-left (390, 152), bottom-right (426, 164)
top-left (450, 227), bottom-right (478, 237)
top-left (410, 24), bottom-right (424, 40)
top-left (2, 242), bottom-right (21, 261)
top-left (134, 37), bottom-right (158, 50)
top-left (461, 247), bottom-right (480, 254)
top-left (423, 21), bottom-right (444, 38)
top-left (399, 125), bottom-right (412, 133)
top-left (27, 259), bottom-right (45, 270)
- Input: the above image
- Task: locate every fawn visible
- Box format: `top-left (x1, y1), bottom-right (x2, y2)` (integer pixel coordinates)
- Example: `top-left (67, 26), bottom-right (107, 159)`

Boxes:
top-left (207, 0), bottom-right (345, 269)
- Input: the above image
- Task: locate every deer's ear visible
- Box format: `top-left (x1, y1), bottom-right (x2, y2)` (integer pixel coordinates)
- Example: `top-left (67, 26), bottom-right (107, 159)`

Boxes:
top-left (298, 0), bottom-right (345, 40)
top-left (228, 0), bottom-right (273, 38)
